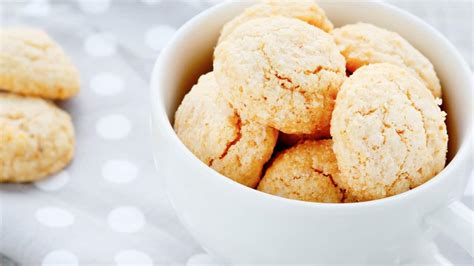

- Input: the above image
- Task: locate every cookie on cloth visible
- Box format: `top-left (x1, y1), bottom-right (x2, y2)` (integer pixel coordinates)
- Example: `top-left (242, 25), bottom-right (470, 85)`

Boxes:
top-left (0, 27), bottom-right (80, 99)
top-left (218, 0), bottom-right (333, 43)
top-left (214, 17), bottom-right (346, 134)
top-left (174, 72), bottom-right (278, 188)
top-left (0, 93), bottom-right (75, 183)
top-left (258, 140), bottom-right (343, 203)
top-left (330, 63), bottom-right (448, 202)
top-left (332, 22), bottom-right (442, 98)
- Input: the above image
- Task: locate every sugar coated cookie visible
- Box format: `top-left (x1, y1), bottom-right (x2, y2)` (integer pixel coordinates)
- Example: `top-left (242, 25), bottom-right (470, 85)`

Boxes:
top-left (332, 23), bottom-right (442, 98)
top-left (330, 63), bottom-right (448, 201)
top-left (0, 93), bottom-right (75, 182)
top-left (218, 0), bottom-right (333, 43)
top-left (0, 27), bottom-right (80, 99)
top-left (174, 72), bottom-right (278, 188)
top-left (258, 140), bottom-right (343, 203)
top-left (214, 17), bottom-right (346, 134)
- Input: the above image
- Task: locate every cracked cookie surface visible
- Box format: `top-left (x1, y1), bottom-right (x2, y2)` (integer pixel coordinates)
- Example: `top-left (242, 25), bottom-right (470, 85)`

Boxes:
top-left (0, 27), bottom-right (80, 99)
top-left (214, 17), bottom-right (346, 134)
top-left (332, 23), bottom-right (442, 98)
top-left (0, 92), bottom-right (75, 182)
top-left (174, 72), bottom-right (278, 188)
top-left (218, 0), bottom-right (333, 43)
top-left (330, 63), bottom-right (448, 202)
top-left (258, 140), bottom-right (343, 203)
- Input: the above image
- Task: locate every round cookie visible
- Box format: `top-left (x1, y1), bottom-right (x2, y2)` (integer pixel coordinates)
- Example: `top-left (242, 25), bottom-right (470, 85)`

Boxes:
top-left (0, 27), bottom-right (80, 100)
top-left (331, 23), bottom-right (442, 98)
top-left (214, 17), bottom-right (346, 134)
top-left (258, 140), bottom-right (343, 203)
top-left (174, 72), bottom-right (278, 188)
top-left (0, 93), bottom-right (75, 183)
top-left (330, 63), bottom-right (448, 202)
top-left (218, 0), bottom-right (333, 43)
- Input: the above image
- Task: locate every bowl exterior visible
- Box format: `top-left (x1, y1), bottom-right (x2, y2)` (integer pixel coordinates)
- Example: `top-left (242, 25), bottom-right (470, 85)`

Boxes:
top-left (150, 1), bottom-right (473, 264)
top-left (151, 125), bottom-right (469, 264)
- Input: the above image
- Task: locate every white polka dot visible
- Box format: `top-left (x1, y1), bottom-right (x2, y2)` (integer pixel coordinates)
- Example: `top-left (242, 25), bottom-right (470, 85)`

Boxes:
top-left (84, 33), bottom-right (116, 57)
top-left (34, 171), bottom-right (70, 191)
top-left (22, 0), bottom-right (50, 17)
top-left (77, 0), bottom-right (110, 14)
top-left (102, 160), bottom-right (138, 184)
top-left (42, 250), bottom-right (78, 266)
top-left (115, 250), bottom-right (153, 266)
top-left (96, 115), bottom-right (131, 140)
top-left (141, 0), bottom-right (162, 4)
top-left (90, 73), bottom-right (124, 95)
top-left (108, 206), bottom-right (145, 233)
top-left (187, 253), bottom-right (224, 266)
top-left (144, 25), bottom-right (176, 51)
top-left (36, 207), bottom-right (75, 228)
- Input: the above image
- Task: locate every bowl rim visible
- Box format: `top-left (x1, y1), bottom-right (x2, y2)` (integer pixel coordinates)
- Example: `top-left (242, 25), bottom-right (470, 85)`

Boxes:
top-left (150, 0), bottom-right (473, 209)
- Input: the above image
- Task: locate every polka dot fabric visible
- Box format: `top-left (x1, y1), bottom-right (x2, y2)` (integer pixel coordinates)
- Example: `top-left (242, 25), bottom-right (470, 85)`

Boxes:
top-left (0, 0), bottom-right (218, 265)
top-left (0, 1), bottom-right (472, 265)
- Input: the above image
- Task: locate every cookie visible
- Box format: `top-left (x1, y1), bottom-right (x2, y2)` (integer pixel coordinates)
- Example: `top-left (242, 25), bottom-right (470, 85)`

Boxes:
top-left (330, 63), bottom-right (448, 202)
top-left (214, 17), bottom-right (346, 134)
top-left (258, 140), bottom-right (343, 203)
top-left (0, 93), bottom-right (75, 183)
top-left (332, 23), bottom-right (442, 98)
top-left (0, 27), bottom-right (80, 99)
top-left (174, 72), bottom-right (278, 188)
top-left (218, 0), bottom-right (333, 43)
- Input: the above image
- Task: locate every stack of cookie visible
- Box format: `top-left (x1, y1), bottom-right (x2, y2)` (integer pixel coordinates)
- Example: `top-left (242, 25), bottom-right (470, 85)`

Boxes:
top-left (174, 0), bottom-right (448, 203)
top-left (0, 27), bottom-right (78, 183)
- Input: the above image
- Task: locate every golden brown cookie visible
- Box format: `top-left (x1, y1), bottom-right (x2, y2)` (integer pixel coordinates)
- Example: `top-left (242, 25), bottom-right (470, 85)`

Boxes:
top-left (332, 23), bottom-right (442, 98)
top-left (218, 0), bottom-right (333, 43)
top-left (214, 17), bottom-right (346, 134)
top-left (0, 93), bottom-right (75, 183)
top-left (174, 72), bottom-right (278, 188)
top-left (330, 63), bottom-right (448, 202)
top-left (258, 140), bottom-right (343, 203)
top-left (0, 27), bottom-right (80, 99)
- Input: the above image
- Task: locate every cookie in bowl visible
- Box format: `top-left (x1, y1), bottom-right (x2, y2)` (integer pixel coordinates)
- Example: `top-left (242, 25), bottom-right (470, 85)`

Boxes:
top-left (332, 23), bottom-right (442, 98)
top-left (174, 72), bottom-right (278, 188)
top-left (330, 63), bottom-right (448, 202)
top-left (258, 140), bottom-right (343, 203)
top-left (218, 0), bottom-right (333, 43)
top-left (214, 17), bottom-right (346, 135)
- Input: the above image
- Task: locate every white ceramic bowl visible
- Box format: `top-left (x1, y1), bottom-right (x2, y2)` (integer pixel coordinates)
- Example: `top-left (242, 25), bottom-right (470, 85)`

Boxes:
top-left (151, 1), bottom-right (473, 264)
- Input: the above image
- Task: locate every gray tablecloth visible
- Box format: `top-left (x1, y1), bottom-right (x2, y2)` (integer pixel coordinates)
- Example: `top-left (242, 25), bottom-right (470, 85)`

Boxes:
top-left (0, 0), bottom-right (472, 265)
